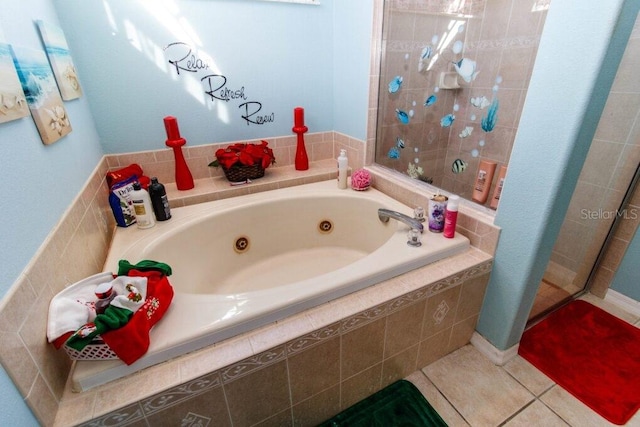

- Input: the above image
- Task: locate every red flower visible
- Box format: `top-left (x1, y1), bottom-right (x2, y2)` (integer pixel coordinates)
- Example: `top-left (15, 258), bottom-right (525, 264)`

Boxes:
top-left (209, 140), bottom-right (276, 170)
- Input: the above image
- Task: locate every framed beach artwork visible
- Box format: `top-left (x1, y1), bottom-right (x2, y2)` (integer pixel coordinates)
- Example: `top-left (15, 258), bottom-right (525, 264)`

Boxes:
top-left (11, 45), bottom-right (72, 144)
top-left (36, 20), bottom-right (82, 101)
top-left (0, 43), bottom-right (29, 123)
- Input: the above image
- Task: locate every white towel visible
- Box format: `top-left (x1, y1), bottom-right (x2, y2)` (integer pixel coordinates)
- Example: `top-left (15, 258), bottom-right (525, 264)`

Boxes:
top-left (47, 272), bottom-right (147, 343)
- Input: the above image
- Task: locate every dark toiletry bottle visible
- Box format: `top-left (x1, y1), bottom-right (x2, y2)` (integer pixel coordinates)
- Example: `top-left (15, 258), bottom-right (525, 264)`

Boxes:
top-left (149, 177), bottom-right (172, 221)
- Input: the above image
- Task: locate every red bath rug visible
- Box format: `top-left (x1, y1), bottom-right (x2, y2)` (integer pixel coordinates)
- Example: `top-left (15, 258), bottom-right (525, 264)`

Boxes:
top-left (518, 299), bottom-right (640, 425)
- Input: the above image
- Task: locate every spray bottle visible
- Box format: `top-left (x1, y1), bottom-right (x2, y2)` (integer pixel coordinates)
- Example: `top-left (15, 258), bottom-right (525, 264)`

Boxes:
top-left (443, 195), bottom-right (459, 238)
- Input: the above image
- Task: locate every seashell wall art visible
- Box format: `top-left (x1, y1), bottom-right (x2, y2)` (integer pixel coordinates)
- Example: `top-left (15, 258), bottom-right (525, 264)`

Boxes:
top-left (0, 42), bottom-right (29, 124)
top-left (36, 21), bottom-right (83, 101)
top-left (11, 45), bottom-right (72, 144)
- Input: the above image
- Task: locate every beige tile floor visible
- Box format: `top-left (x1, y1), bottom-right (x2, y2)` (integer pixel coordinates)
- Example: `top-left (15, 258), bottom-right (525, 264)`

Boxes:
top-left (406, 293), bottom-right (640, 426)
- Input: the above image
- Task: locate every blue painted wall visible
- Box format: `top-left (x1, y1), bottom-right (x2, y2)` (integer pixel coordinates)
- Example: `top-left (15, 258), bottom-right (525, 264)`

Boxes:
top-left (332, 1), bottom-right (372, 141)
top-left (0, 0), bottom-right (104, 424)
top-left (55, 0), bottom-right (338, 153)
top-left (611, 227), bottom-right (640, 300)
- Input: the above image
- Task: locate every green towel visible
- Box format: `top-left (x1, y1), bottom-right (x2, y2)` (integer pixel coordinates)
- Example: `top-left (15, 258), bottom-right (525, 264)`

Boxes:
top-left (117, 259), bottom-right (172, 276)
top-left (66, 305), bottom-right (133, 350)
top-left (319, 380), bottom-right (447, 426)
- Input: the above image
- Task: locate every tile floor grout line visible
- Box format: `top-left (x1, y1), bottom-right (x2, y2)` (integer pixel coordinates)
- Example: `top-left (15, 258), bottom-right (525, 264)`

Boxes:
top-left (416, 369), bottom-right (472, 426)
top-left (537, 387), bottom-right (574, 427)
top-left (497, 398), bottom-right (538, 427)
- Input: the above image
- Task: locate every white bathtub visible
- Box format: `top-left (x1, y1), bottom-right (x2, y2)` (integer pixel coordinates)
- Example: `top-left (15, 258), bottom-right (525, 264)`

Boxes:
top-left (72, 180), bottom-right (469, 391)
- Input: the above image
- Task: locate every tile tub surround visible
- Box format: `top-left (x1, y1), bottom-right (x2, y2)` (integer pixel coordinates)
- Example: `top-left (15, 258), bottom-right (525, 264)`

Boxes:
top-left (0, 131), bottom-right (500, 426)
top-left (105, 131), bottom-right (366, 193)
top-left (57, 252), bottom-right (492, 427)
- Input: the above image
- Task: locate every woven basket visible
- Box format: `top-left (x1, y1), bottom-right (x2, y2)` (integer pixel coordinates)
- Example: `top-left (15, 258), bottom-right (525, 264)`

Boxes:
top-left (222, 163), bottom-right (265, 182)
top-left (63, 338), bottom-right (119, 360)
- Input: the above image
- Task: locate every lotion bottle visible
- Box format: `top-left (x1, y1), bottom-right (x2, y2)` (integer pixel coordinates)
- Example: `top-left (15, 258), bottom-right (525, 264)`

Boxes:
top-left (337, 149), bottom-right (348, 189)
top-left (489, 166), bottom-right (507, 210)
top-left (130, 182), bottom-right (156, 229)
top-left (472, 160), bottom-right (497, 204)
top-left (443, 195), bottom-right (459, 238)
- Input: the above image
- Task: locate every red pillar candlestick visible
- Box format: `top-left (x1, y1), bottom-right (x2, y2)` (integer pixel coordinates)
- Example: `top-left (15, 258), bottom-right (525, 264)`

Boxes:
top-left (292, 107), bottom-right (309, 171)
top-left (164, 116), bottom-right (195, 190)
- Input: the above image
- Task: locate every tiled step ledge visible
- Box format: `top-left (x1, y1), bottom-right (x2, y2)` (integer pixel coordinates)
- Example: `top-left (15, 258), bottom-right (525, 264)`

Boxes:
top-left (54, 247), bottom-right (493, 426)
top-left (165, 159), bottom-right (338, 209)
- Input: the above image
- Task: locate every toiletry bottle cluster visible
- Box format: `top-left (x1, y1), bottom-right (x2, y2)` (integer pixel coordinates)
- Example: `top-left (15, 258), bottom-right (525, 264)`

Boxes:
top-left (428, 193), bottom-right (459, 238)
top-left (472, 160), bottom-right (507, 209)
top-left (130, 177), bottom-right (172, 229)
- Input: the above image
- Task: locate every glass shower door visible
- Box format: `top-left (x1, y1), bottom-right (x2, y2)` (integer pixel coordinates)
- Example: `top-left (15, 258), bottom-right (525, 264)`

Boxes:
top-left (529, 12), bottom-right (640, 321)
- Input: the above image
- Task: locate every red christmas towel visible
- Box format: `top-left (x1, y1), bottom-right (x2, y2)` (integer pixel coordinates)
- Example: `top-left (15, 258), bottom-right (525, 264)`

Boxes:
top-left (99, 269), bottom-right (174, 365)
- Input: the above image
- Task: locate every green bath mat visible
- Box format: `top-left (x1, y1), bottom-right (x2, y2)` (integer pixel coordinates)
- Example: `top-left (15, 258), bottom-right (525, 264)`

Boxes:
top-left (319, 379), bottom-right (447, 426)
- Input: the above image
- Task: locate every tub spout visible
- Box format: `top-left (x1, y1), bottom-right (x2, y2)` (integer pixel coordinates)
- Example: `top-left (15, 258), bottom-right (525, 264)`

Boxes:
top-left (378, 208), bottom-right (424, 233)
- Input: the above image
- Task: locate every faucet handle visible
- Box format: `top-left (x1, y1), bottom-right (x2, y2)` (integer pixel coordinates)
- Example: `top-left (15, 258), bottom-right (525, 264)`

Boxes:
top-left (407, 228), bottom-right (422, 247)
top-left (413, 206), bottom-right (425, 222)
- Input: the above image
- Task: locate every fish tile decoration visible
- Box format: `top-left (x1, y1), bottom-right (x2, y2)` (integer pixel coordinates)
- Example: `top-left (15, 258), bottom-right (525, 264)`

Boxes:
top-left (452, 159), bottom-right (467, 174)
top-left (481, 99), bottom-right (498, 132)
top-left (388, 75), bottom-right (403, 93)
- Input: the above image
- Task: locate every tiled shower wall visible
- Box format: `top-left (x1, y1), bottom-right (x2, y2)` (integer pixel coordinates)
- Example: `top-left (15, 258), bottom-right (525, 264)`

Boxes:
top-left (549, 15), bottom-right (640, 295)
top-left (375, 0), bottom-right (549, 205)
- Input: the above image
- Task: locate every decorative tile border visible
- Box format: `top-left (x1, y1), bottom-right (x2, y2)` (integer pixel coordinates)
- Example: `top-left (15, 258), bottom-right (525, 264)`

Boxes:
top-left (140, 372), bottom-right (221, 416)
top-left (77, 402), bottom-right (145, 427)
top-left (388, 0), bottom-right (484, 15)
top-left (385, 36), bottom-right (540, 54)
top-left (341, 303), bottom-right (388, 333)
top-left (286, 322), bottom-right (341, 355)
top-left (466, 36), bottom-right (541, 52)
top-left (220, 345), bottom-right (286, 384)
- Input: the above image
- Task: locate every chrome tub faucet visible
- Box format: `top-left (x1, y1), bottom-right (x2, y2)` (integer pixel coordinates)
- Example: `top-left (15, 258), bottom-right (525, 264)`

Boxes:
top-left (378, 208), bottom-right (424, 234)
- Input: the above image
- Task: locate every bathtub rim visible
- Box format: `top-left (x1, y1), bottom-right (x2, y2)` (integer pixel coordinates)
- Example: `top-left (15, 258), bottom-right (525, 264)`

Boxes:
top-left (60, 245), bottom-right (493, 426)
top-left (71, 180), bottom-right (470, 392)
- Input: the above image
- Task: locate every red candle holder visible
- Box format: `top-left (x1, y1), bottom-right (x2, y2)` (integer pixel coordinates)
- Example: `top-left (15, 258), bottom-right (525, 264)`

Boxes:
top-left (164, 116), bottom-right (195, 190)
top-left (292, 107), bottom-right (309, 171)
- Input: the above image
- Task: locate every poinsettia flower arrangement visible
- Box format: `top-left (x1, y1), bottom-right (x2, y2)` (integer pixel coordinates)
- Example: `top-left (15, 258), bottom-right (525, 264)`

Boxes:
top-left (209, 140), bottom-right (276, 170)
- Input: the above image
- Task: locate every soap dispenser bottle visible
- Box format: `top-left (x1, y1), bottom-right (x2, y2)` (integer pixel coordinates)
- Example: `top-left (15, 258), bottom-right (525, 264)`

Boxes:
top-left (337, 149), bottom-right (348, 189)
top-left (130, 182), bottom-right (156, 229)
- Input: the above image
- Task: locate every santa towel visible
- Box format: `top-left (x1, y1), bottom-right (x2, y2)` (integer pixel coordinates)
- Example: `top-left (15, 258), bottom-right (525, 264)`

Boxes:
top-left (99, 265), bottom-right (174, 364)
top-left (47, 271), bottom-right (115, 345)
top-left (64, 276), bottom-right (148, 351)
top-left (47, 260), bottom-right (174, 365)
